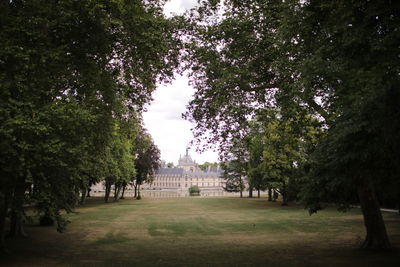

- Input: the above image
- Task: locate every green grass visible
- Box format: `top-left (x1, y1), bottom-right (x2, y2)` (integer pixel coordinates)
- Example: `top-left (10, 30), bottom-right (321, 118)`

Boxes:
top-left (2, 197), bottom-right (400, 267)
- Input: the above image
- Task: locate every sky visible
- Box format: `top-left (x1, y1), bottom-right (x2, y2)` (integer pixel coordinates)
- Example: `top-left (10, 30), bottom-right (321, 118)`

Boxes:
top-left (142, 0), bottom-right (219, 165)
top-left (163, 0), bottom-right (198, 15)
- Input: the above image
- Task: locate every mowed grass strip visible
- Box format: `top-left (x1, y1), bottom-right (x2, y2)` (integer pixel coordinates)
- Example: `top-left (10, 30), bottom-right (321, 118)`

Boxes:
top-left (2, 197), bottom-right (400, 267)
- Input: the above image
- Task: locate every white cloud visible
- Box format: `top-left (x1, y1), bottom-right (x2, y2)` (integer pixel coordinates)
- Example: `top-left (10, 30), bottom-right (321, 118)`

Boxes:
top-left (143, 75), bottom-right (219, 165)
top-left (142, 1), bottom-right (218, 165)
top-left (180, 0), bottom-right (198, 9)
top-left (163, 0), bottom-right (198, 16)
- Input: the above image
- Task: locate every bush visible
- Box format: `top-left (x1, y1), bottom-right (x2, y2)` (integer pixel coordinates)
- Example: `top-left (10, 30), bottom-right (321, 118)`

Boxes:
top-left (189, 185), bottom-right (201, 196)
top-left (39, 213), bottom-right (54, 226)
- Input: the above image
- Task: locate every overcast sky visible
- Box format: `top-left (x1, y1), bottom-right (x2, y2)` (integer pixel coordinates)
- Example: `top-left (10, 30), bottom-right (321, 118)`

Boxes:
top-left (163, 0), bottom-right (198, 15)
top-left (142, 0), bottom-right (219, 165)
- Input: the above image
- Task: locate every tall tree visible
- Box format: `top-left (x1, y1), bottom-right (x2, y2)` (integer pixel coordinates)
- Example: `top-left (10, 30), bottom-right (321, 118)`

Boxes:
top-left (0, 0), bottom-right (181, 252)
top-left (132, 127), bottom-right (161, 198)
top-left (184, 0), bottom-right (399, 249)
top-left (247, 125), bottom-right (266, 198)
top-left (287, 0), bottom-right (399, 249)
top-left (220, 160), bottom-right (246, 198)
top-left (220, 138), bottom-right (249, 198)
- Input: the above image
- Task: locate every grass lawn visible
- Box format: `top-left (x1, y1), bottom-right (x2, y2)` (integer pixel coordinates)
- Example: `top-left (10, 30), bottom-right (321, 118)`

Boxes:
top-left (2, 197), bottom-right (400, 266)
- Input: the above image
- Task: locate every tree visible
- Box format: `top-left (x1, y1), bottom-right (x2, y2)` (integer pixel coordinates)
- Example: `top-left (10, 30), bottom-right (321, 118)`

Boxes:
top-left (246, 110), bottom-right (320, 203)
top-left (167, 162), bottom-right (175, 168)
top-left (221, 158), bottom-right (247, 198)
top-left (247, 168), bottom-right (265, 199)
top-left (198, 162), bottom-right (219, 172)
top-left (0, 0), bottom-right (181, 252)
top-left (103, 116), bottom-right (137, 203)
top-left (132, 127), bottom-right (161, 199)
top-left (184, 0), bottom-right (399, 249)
top-left (247, 119), bottom-right (271, 199)
top-left (189, 185), bottom-right (201, 196)
top-left (287, 0), bottom-right (399, 249)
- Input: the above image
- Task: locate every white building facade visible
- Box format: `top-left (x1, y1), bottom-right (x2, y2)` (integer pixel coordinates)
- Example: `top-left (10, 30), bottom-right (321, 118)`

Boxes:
top-left (142, 150), bottom-right (225, 191)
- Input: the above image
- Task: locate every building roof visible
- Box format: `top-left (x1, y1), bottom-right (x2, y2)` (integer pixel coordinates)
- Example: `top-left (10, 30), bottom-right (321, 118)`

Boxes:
top-left (185, 171), bottom-right (222, 178)
top-left (156, 168), bottom-right (184, 175)
top-left (156, 149), bottom-right (223, 177)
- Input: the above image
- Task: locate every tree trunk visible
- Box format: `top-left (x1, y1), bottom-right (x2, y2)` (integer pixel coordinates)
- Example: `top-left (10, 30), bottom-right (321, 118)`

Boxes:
top-left (273, 190), bottom-right (278, 202)
top-left (0, 190), bottom-right (10, 253)
top-left (281, 192), bottom-right (288, 206)
top-left (281, 183), bottom-right (288, 206)
top-left (28, 183), bottom-right (33, 199)
top-left (9, 211), bottom-right (27, 238)
top-left (240, 190), bottom-right (243, 198)
top-left (257, 189), bottom-right (260, 198)
top-left (398, 193), bottom-right (400, 216)
top-left (86, 187), bottom-right (91, 198)
top-left (268, 188), bottom-right (272, 201)
top-left (248, 186), bottom-right (253, 198)
top-left (105, 181), bottom-right (112, 203)
top-left (357, 177), bottom-right (391, 249)
top-left (120, 184), bottom-right (127, 199)
top-left (133, 183), bottom-right (138, 198)
top-left (9, 180), bottom-right (27, 237)
top-left (114, 184), bottom-right (117, 199)
top-left (80, 187), bottom-right (87, 205)
top-left (114, 184), bottom-right (122, 201)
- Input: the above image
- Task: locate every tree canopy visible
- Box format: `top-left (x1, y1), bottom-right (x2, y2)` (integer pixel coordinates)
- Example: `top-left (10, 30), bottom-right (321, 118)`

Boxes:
top-left (132, 126), bottom-right (161, 197)
top-left (0, 0), bottom-right (181, 252)
top-left (1, 0), bottom-right (398, 253)
top-left (183, 0), bottom-right (400, 249)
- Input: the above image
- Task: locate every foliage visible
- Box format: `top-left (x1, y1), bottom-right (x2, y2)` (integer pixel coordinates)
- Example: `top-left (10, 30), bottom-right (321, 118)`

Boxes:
top-left (184, 0), bottom-right (399, 249)
top-left (221, 160), bottom-right (246, 196)
top-left (254, 111), bottom-right (320, 204)
top-left (167, 162), bottom-right (175, 168)
top-left (0, 0), bottom-right (181, 251)
top-left (188, 185), bottom-right (201, 195)
top-left (290, 0), bottom-right (399, 249)
top-left (198, 162), bottom-right (219, 172)
top-left (132, 126), bottom-right (161, 194)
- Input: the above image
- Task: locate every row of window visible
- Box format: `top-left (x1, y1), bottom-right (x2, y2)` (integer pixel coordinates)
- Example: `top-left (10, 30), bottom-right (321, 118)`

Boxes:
top-left (152, 182), bottom-right (224, 187)
top-left (156, 177), bottom-right (222, 182)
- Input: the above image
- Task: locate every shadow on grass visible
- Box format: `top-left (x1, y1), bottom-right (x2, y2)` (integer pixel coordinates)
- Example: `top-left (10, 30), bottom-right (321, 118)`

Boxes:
top-left (93, 232), bottom-right (132, 245)
top-left (1, 198), bottom-right (400, 267)
top-left (147, 215), bottom-right (230, 237)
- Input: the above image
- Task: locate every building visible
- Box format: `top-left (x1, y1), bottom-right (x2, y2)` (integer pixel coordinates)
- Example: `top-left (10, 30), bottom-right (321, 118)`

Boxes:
top-left (141, 150), bottom-right (225, 191)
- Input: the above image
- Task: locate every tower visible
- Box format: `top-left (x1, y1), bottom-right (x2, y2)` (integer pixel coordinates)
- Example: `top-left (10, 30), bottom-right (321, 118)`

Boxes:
top-left (177, 148), bottom-right (197, 172)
